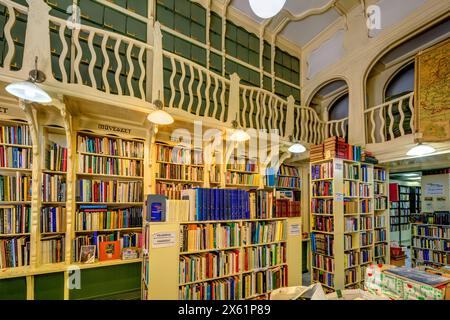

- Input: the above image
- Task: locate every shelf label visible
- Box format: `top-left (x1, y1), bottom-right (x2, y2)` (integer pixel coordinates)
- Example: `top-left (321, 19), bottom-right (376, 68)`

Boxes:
top-left (335, 192), bottom-right (344, 201)
top-left (425, 183), bottom-right (444, 196)
top-left (289, 223), bottom-right (301, 236)
top-left (152, 231), bottom-right (176, 248)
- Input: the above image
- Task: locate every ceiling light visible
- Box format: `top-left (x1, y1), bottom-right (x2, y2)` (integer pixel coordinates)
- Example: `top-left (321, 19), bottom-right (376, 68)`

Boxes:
top-left (288, 135), bottom-right (306, 154)
top-left (5, 56), bottom-right (52, 103)
top-left (249, 0), bottom-right (286, 19)
top-left (230, 119), bottom-right (250, 142)
top-left (406, 143), bottom-right (435, 157)
top-left (147, 97), bottom-right (174, 125)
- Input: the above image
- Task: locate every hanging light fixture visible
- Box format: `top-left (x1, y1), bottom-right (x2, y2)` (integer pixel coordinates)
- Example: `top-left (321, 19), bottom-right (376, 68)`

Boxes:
top-left (249, 0), bottom-right (286, 19)
top-left (406, 143), bottom-right (435, 157)
top-left (288, 135), bottom-right (306, 154)
top-left (6, 56), bottom-right (52, 103)
top-left (147, 93), bottom-right (174, 125)
top-left (230, 117), bottom-right (250, 142)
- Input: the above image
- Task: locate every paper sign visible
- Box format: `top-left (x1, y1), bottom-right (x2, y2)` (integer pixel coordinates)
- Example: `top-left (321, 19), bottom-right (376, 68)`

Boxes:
top-left (289, 223), bottom-right (301, 236)
top-left (436, 197), bottom-right (447, 211)
top-left (425, 183), bottom-right (444, 196)
top-left (335, 193), bottom-right (343, 201)
top-left (152, 232), bottom-right (176, 248)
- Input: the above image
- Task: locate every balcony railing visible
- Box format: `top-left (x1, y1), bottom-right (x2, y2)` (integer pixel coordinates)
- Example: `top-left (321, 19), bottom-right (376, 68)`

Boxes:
top-left (364, 92), bottom-right (414, 144)
top-left (0, 0), bottom-right (351, 146)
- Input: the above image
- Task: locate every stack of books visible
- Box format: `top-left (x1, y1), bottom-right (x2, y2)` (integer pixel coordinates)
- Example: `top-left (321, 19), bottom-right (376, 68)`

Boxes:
top-left (324, 137), bottom-right (347, 159)
top-left (361, 150), bottom-right (378, 164)
top-left (310, 144), bottom-right (324, 162)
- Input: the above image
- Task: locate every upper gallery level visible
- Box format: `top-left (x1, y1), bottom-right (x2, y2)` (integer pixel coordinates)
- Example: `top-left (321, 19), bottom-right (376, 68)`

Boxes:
top-left (0, 0), bottom-right (448, 162)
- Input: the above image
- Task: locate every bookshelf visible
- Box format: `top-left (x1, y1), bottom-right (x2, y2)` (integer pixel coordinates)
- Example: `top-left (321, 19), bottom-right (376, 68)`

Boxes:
top-left (389, 184), bottom-right (413, 246)
top-left (225, 154), bottom-right (260, 189)
top-left (0, 118), bottom-right (33, 270)
top-left (143, 189), bottom-right (302, 300)
top-left (309, 158), bottom-right (389, 292)
top-left (154, 142), bottom-right (205, 199)
top-left (373, 166), bottom-right (390, 267)
top-left (39, 125), bottom-right (68, 265)
top-left (73, 130), bottom-right (145, 264)
top-left (411, 212), bottom-right (450, 268)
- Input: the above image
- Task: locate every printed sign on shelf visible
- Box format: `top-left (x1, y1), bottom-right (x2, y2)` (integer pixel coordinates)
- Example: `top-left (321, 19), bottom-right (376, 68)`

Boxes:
top-left (152, 231), bottom-right (176, 248)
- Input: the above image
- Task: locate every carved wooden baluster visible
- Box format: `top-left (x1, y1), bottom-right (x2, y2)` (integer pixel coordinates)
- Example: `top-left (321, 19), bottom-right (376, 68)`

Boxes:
top-left (58, 23), bottom-right (69, 83)
top-left (87, 31), bottom-right (97, 89)
top-left (126, 41), bottom-right (134, 97)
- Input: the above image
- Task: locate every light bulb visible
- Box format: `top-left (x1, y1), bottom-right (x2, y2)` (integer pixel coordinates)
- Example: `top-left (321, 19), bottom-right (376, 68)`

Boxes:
top-left (288, 143), bottom-right (306, 154)
top-left (249, 0), bottom-right (286, 19)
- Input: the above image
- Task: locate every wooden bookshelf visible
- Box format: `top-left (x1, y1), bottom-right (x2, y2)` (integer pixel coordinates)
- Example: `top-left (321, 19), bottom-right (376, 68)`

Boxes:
top-left (73, 129), bottom-right (145, 264)
top-left (309, 158), bottom-right (390, 292)
top-left (225, 154), bottom-right (260, 189)
top-left (154, 141), bottom-right (205, 200)
top-left (411, 222), bottom-right (450, 268)
top-left (0, 117), bottom-right (33, 271)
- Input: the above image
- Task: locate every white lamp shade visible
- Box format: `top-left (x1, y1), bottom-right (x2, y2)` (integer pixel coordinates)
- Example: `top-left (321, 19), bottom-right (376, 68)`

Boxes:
top-left (6, 81), bottom-right (52, 103)
top-left (288, 143), bottom-right (306, 154)
top-left (147, 109), bottom-right (174, 125)
top-left (230, 129), bottom-right (250, 142)
top-left (249, 0), bottom-right (286, 19)
top-left (406, 144), bottom-right (435, 156)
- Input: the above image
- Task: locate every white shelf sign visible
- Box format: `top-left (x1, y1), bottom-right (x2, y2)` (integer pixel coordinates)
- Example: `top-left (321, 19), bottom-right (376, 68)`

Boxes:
top-left (152, 231), bottom-right (176, 248)
top-left (289, 223), bottom-right (301, 236)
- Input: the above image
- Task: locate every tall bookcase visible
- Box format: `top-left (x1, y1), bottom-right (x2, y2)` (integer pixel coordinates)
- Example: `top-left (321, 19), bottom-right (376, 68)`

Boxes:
top-left (0, 118), bottom-right (33, 270)
top-left (389, 184), bottom-right (413, 246)
top-left (411, 222), bottom-right (450, 268)
top-left (73, 129), bottom-right (145, 264)
top-left (309, 158), bottom-right (389, 292)
top-left (373, 166), bottom-right (390, 267)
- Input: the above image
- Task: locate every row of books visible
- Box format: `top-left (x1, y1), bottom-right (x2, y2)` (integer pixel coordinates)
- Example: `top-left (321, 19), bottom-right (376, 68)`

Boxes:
top-left (242, 266), bottom-right (287, 299)
top-left (311, 233), bottom-right (334, 256)
top-left (0, 236), bottom-right (30, 268)
top-left (344, 181), bottom-right (357, 197)
top-left (181, 188), bottom-right (250, 222)
top-left (156, 144), bottom-right (202, 165)
top-left (311, 162), bottom-right (333, 180)
top-left (0, 174), bottom-right (32, 201)
top-left (345, 268), bottom-right (357, 285)
top-left (41, 207), bottom-right (65, 233)
top-left (0, 146), bottom-right (32, 169)
top-left (313, 269), bottom-right (334, 288)
top-left (41, 236), bottom-right (65, 264)
top-left (312, 181), bottom-right (332, 197)
top-left (0, 124), bottom-right (32, 146)
top-left (374, 183), bottom-right (386, 195)
top-left (313, 253), bottom-right (334, 272)
top-left (179, 276), bottom-right (241, 300)
top-left (46, 142), bottom-right (68, 172)
top-left (360, 231), bottom-right (373, 246)
top-left (225, 172), bottom-right (259, 186)
top-left (374, 244), bottom-right (387, 257)
top-left (360, 183), bottom-right (371, 198)
top-left (275, 176), bottom-right (300, 189)
top-left (73, 232), bottom-right (142, 261)
top-left (158, 163), bottom-right (203, 182)
top-left (226, 162), bottom-right (258, 173)
top-left (42, 173), bottom-right (66, 202)
top-left (344, 199), bottom-right (358, 214)
top-left (274, 200), bottom-right (301, 218)
top-left (76, 179), bottom-right (143, 203)
top-left (411, 237), bottom-right (449, 251)
top-left (411, 212), bottom-right (450, 225)
top-left (75, 206), bottom-right (142, 230)
top-left (375, 229), bottom-right (387, 242)
top-left (179, 250), bottom-right (240, 285)
top-left (323, 137), bottom-right (347, 160)
top-left (344, 163), bottom-right (359, 180)
top-left (250, 190), bottom-right (272, 219)
top-left (360, 199), bottom-right (372, 213)
top-left (344, 234), bottom-right (354, 250)
top-left (360, 165), bottom-right (371, 182)
top-left (243, 243), bottom-right (286, 271)
top-left (412, 249), bottom-right (449, 265)
top-left (0, 205), bottom-right (31, 234)
top-left (179, 223), bottom-right (241, 253)
top-left (312, 198), bottom-right (333, 214)
top-left (78, 155), bottom-right (143, 177)
top-left (78, 135), bottom-right (144, 159)
top-left (360, 248), bottom-right (373, 263)
top-left (412, 224), bottom-right (450, 239)
top-left (374, 168), bottom-right (386, 181)
top-left (344, 251), bottom-right (358, 268)
top-left (242, 221), bottom-right (285, 245)
top-left (165, 200), bottom-right (191, 222)
top-left (375, 196), bottom-right (387, 210)
top-left (278, 165), bottom-right (300, 177)
top-left (344, 217), bottom-right (358, 232)
top-left (311, 138), bottom-right (363, 162)
top-left (375, 216), bottom-right (386, 228)
top-left (313, 216), bottom-right (334, 232)
top-left (156, 182), bottom-right (194, 200)
top-left (360, 216), bottom-right (373, 230)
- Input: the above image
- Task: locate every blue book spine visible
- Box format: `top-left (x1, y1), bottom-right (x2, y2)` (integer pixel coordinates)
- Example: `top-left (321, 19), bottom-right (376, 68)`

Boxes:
top-left (214, 189), bottom-right (219, 220)
top-left (202, 188), bottom-right (207, 221)
top-left (196, 188), bottom-right (201, 221)
top-left (219, 189), bottom-right (224, 221)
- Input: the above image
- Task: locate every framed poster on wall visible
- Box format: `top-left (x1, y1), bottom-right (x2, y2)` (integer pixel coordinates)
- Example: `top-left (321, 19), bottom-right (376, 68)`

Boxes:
top-left (414, 38), bottom-right (450, 142)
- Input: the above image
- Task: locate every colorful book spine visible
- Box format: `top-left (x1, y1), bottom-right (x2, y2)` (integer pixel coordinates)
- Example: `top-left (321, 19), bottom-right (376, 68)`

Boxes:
top-left (40, 207), bottom-right (65, 233)
top-left (0, 146), bottom-right (32, 169)
top-left (156, 144), bottom-right (202, 165)
top-left (41, 236), bottom-right (65, 264)
top-left (242, 220), bottom-right (286, 245)
top-left (42, 173), bottom-right (66, 202)
top-left (311, 163), bottom-right (333, 180)
top-left (312, 181), bottom-right (332, 196)
top-left (158, 163), bottom-right (203, 181)
top-left (0, 236), bottom-right (30, 268)
top-left (179, 223), bottom-right (241, 252)
top-left (242, 266), bottom-right (287, 298)
top-left (78, 154), bottom-right (142, 177)
top-left (243, 243), bottom-right (286, 271)
top-left (313, 216), bottom-right (334, 232)
top-left (76, 179), bottom-right (143, 203)
top-left (311, 198), bottom-right (333, 214)
top-left (78, 135), bottom-right (144, 158)
top-left (179, 276), bottom-right (241, 300)
top-left (0, 175), bottom-right (32, 201)
top-left (46, 142), bottom-right (67, 172)
top-left (0, 124), bottom-right (32, 146)
top-left (0, 205), bottom-right (31, 234)
top-left (75, 207), bottom-right (142, 230)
